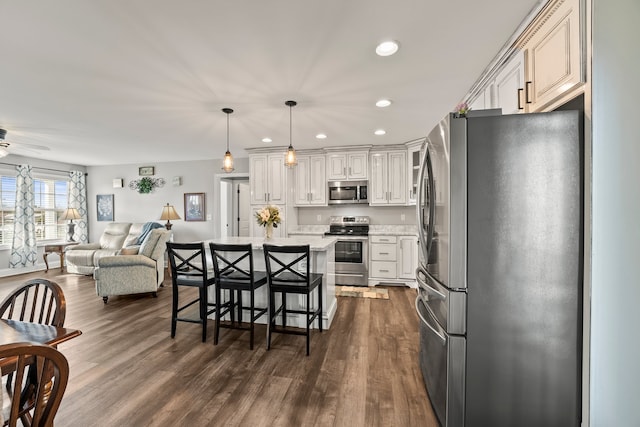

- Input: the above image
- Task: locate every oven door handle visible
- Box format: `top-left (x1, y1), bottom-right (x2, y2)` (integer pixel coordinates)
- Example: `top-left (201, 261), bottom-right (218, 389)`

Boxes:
top-left (415, 296), bottom-right (446, 346)
top-left (416, 268), bottom-right (445, 301)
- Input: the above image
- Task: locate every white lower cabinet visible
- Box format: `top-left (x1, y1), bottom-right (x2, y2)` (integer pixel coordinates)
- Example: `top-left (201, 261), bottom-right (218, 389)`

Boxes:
top-left (368, 235), bottom-right (417, 287)
top-left (398, 235), bottom-right (418, 279)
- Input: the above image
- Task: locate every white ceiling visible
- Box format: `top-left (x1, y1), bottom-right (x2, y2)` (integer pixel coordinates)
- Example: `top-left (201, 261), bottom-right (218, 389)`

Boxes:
top-left (0, 0), bottom-right (541, 166)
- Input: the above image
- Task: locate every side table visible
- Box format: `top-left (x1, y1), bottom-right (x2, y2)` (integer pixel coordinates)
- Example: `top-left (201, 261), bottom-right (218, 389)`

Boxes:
top-left (43, 242), bottom-right (79, 272)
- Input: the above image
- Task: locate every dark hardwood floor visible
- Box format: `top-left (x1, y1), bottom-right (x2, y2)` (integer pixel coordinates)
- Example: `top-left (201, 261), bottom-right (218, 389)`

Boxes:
top-left (0, 270), bottom-right (438, 427)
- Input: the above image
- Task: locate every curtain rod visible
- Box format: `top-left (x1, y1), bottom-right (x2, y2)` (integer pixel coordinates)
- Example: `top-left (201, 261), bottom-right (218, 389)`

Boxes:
top-left (0, 161), bottom-right (88, 175)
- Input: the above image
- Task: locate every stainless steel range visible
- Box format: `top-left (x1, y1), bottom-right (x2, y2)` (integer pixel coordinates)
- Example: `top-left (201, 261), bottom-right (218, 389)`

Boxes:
top-left (324, 216), bottom-right (369, 286)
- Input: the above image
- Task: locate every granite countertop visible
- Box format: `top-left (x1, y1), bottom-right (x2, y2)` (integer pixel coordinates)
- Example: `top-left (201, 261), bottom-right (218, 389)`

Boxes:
top-left (368, 225), bottom-right (418, 236)
top-left (287, 225), bottom-right (328, 236)
top-left (206, 236), bottom-right (336, 251)
top-left (287, 225), bottom-right (417, 237)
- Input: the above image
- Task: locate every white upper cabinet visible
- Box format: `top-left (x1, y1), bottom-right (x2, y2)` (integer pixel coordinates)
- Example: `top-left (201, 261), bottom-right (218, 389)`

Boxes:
top-left (250, 153), bottom-right (286, 205)
top-left (469, 84), bottom-right (494, 111)
top-left (494, 50), bottom-right (526, 114)
top-left (294, 154), bottom-right (326, 206)
top-left (326, 151), bottom-right (368, 181)
top-left (521, 0), bottom-right (583, 111)
top-left (464, 0), bottom-right (585, 115)
top-left (370, 151), bottom-right (407, 206)
top-left (407, 140), bottom-right (425, 205)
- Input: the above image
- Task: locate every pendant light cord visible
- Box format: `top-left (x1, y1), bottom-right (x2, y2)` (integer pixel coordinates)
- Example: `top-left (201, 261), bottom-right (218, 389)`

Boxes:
top-left (226, 112), bottom-right (230, 151)
top-left (289, 104), bottom-right (292, 147)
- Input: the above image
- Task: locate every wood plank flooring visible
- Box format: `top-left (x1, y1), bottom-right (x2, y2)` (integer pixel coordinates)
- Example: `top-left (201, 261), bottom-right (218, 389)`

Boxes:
top-left (0, 270), bottom-right (438, 427)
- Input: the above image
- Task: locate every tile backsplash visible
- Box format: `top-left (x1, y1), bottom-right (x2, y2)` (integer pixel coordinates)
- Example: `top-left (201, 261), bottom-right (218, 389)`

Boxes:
top-left (297, 205), bottom-right (416, 225)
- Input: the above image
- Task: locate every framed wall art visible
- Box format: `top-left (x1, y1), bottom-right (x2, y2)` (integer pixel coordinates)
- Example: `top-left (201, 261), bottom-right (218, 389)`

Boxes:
top-left (96, 194), bottom-right (114, 222)
top-left (138, 166), bottom-right (155, 176)
top-left (184, 192), bottom-right (205, 222)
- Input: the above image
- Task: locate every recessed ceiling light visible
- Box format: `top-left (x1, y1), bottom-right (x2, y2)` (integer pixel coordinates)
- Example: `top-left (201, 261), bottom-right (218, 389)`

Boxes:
top-left (376, 99), bottom-right (392, 108)
top-left (374, 129), bottom-right (386, 136)
top-left (262, 137), bottom-right (272, 143)
top-left (376, 40), bottom-right (399, 57)
top-left (316, 133), bottom-right (327, 139)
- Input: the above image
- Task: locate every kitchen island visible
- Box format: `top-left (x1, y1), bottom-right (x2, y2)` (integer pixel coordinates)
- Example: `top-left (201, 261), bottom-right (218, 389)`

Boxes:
top-left (204, 236), bottom-right (337, 329)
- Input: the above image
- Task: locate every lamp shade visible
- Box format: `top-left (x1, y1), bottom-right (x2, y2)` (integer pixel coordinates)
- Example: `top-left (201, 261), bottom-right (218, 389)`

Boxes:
top-left (60, 208), bottom-right (82, 221)
top-left (160, 203), bottom-right (181, 230)
top-left (160, 204), bottom-right (181, 221)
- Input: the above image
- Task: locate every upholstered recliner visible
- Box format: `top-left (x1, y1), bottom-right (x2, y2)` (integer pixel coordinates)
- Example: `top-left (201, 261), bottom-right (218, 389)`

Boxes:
top-left (65, 223), bottom-right (134, 275)
top-left (94, 229), bottom-right (171, 303)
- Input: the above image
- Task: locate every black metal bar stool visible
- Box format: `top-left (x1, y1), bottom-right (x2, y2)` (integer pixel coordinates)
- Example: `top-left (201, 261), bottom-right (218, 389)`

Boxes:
top-left (209, 243), bottom-right (268, 349)
top-left (263, 244), bottom-right (323, 356)
top-left (166, 242), bottom-right (227, 342)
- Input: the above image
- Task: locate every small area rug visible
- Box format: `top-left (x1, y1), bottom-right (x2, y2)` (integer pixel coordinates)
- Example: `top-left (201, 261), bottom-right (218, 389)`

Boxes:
top-left (335, 285), bottom-right (389, 300)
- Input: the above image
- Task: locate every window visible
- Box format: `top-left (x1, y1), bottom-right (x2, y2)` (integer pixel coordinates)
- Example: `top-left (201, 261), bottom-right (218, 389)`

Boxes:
top-left (0, 175), bottom-right (69, 245)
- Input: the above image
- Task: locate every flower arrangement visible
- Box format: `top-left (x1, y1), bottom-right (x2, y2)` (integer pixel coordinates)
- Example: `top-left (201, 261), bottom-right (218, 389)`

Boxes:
top-left (455, 102), bottom-right (470, 117)
top-left (255, 205), bottom-right (281, 228)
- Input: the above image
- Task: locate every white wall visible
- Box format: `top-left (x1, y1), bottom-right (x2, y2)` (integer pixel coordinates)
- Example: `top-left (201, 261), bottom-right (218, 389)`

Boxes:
top-left (86, 157), bottom-right (249, 243)
top-left (591, 0), bottom-right (640, 424)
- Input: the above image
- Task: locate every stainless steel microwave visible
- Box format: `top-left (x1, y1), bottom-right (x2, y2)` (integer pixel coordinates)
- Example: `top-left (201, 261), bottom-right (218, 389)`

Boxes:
top-left (328, 181), bottom-right (368, 205)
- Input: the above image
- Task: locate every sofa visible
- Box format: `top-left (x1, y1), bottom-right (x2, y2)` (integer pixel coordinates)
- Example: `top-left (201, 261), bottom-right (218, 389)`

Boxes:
top-left (94, 228), bottom-right (171, 303)
top-left (65, 222), bottom-right (147, 275)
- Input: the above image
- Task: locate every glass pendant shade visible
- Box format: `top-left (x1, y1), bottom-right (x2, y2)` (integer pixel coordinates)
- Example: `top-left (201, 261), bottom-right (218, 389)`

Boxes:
top-left (222, 150), bottom-right (234, 172)
top-left (285, 144), bottom-right (297, 167)
top-left (284, 100), bottom-right (298, 168)
top-left (221, 108), bottom-right (235, 173)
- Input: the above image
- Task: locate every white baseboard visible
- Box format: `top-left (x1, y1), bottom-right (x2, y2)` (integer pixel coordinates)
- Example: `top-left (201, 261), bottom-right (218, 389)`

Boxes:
top-left (0, 261), bottom-right (60, 278)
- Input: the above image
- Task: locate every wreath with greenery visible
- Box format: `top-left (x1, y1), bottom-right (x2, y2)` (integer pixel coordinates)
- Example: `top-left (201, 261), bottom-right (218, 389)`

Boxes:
top-left (129, 177), bottom-right (165, 194)
top-left (138, 177), bottom-right (154, 193)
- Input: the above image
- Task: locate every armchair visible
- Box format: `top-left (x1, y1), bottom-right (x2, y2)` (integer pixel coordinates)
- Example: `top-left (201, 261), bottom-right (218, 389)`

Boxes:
top-left (94, 229), bottom-right (171, 303)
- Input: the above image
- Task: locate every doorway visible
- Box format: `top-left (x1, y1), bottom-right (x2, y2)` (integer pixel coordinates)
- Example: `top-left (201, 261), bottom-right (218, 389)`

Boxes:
top-left (219, 176), bottom-right (250, 237)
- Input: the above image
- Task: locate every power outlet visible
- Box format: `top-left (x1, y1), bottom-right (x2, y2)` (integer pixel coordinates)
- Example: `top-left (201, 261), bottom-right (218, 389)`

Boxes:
top-left (401, 214), bottom-right (406, 222)
top-left (316, 214), bottom-right (322, 222)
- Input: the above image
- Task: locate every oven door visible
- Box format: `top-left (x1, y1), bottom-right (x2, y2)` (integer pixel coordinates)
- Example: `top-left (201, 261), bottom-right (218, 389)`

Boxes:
top-left (334, 238), bottom-right (368, 286)
top-left (416, 296), bottom-right (465, 427)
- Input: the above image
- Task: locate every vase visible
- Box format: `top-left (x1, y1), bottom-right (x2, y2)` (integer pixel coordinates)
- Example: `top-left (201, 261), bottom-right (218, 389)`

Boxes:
top-left (265, 223), bottom-right (274, 239)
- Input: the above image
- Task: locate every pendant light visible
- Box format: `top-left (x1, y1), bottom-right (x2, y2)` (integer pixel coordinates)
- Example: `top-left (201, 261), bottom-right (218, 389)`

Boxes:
top-left (222, 107), bottom-right (234, 172)
top-left (284, 100), bottom-right (298, 168)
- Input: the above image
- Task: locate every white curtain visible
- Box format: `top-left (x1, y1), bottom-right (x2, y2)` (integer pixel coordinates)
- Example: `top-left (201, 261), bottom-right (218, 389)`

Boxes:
top-left (10, 165), bottom-right (37, 268)
top-left (68, 170), bottom-right (88, 243)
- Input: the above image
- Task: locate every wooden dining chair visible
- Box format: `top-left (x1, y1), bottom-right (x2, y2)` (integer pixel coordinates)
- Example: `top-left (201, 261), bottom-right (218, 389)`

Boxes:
top-left (0, 279), bottom-right (66, 426)
top-left (0, 279), bottom-right (66, 328)
top-left (209, 243), bottom-right (268, 350)
top-left (263, 244), bottom-right (323, 356)
top-left (0, 342), bottom-right (69, 427)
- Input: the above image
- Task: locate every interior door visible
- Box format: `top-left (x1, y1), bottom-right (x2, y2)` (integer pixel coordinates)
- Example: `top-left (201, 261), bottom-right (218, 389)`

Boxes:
top-left (236, 180), bottom-right (250, 236)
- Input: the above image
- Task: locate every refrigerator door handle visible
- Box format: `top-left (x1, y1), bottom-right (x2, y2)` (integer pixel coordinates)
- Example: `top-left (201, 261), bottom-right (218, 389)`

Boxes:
top-left (416, 267), bottom-right (446, 301)
top-left (416, 143), bottom-right (435, 261)
top-left (415, 296), bottom-right (446, 346)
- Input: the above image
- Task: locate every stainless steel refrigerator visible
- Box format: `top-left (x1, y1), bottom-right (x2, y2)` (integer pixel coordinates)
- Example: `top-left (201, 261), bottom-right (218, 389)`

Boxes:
top-left (415, 110), bottom-right (583, 427)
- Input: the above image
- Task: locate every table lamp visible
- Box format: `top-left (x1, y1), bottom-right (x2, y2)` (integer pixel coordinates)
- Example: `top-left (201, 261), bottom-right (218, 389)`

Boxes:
top-left (160, 203), bottom-right (181, 230)
top-left (60, 208), bottom-right (82, 242)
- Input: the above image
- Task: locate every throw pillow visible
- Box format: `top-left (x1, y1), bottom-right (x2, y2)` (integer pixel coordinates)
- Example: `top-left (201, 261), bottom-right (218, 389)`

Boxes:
top-left (119, 247), bottom-right (139, 255)
top-left (139, 229), bottom-right (162, 258)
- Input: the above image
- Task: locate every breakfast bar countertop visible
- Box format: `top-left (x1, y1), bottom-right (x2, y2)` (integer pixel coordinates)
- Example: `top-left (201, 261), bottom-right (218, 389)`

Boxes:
top-left (205, 235), bottom-right (336, 251)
